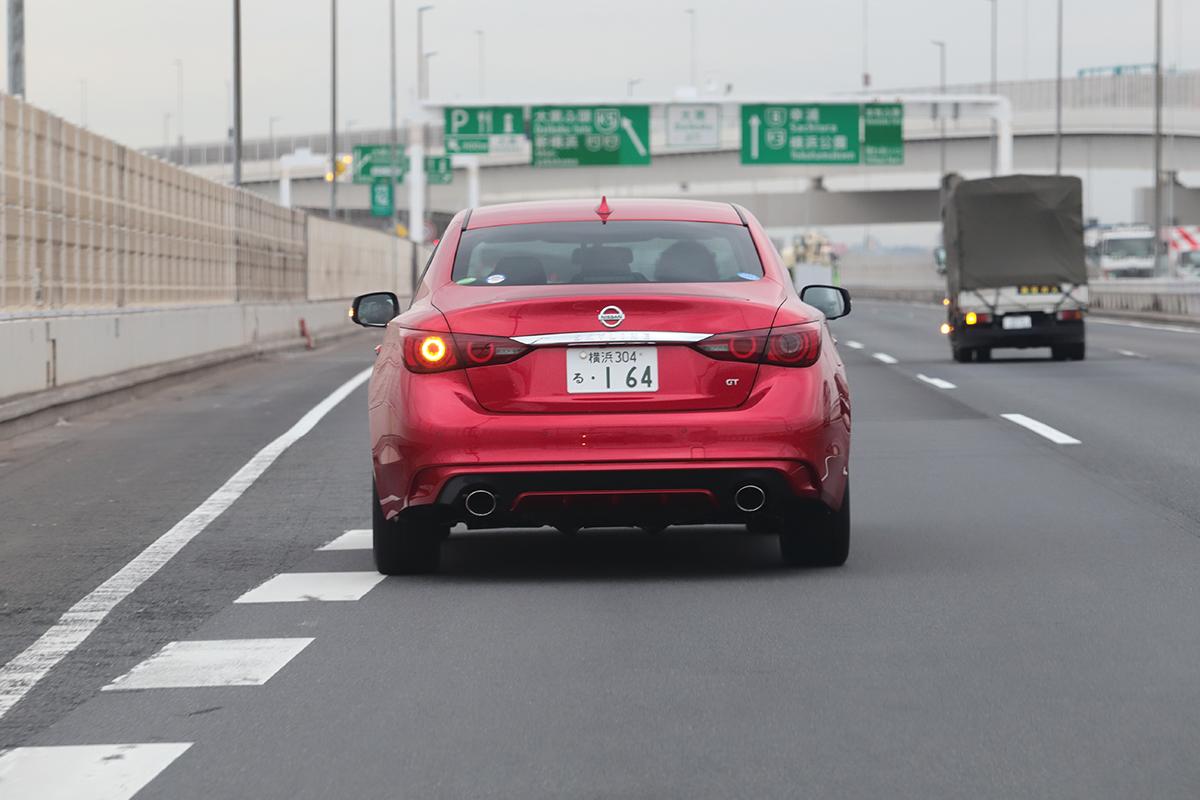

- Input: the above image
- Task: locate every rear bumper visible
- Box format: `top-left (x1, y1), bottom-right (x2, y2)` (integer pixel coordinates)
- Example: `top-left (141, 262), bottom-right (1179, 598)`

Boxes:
top-left (953, 319), bottom-right (1084, 350)
top-left (421, 461), bottom-right (820, 528)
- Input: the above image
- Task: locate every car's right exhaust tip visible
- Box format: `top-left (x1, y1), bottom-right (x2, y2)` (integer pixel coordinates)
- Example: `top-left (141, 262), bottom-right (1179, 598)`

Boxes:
top-left (734, 484), bottom-right (767, 513)
top-left (464, 489), bottom-right (498, 517)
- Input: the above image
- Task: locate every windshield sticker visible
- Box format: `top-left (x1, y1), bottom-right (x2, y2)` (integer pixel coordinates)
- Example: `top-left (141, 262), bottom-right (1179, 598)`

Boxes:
top-left (486, 274), bottom-right (507, 284)
top-left (456, 276), bottom-right (478, 284)
top-left (737, 272), bottom-right (762, 281)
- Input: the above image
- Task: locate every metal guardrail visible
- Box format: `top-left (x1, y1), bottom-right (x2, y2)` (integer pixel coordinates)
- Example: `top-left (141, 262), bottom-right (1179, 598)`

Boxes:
top-left (841, 277), bottom-right (1200, 322)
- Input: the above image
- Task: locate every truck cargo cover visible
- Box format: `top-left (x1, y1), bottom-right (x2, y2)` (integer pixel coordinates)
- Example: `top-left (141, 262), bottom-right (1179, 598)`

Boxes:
top-left (943, 174), bottom-right (1087, 293)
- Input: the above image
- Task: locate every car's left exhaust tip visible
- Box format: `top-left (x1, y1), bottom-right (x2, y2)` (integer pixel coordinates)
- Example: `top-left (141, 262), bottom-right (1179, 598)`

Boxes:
top-left (464, 489), bottom-right (498, 517)
top-left (734, 484), bottom-right (767, 513)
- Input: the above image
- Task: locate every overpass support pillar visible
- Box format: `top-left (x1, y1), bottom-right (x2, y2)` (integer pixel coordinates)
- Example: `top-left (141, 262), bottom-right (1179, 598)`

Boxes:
top-left (992, 97), bottom-right (1014, 175)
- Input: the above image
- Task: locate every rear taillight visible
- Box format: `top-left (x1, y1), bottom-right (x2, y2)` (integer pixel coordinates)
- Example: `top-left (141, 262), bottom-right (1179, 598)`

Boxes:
top-left (401, 330), bottom-right (529, 373)
top-left (964, 311), bottom-right (992, 326)
top-left (695, 324), bottom-right (822, 368)
top-left (1056, 309), bottom-right (1084, 321)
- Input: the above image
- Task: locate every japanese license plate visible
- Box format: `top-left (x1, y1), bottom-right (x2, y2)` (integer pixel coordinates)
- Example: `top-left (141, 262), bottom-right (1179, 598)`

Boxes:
top-left (1002, 314), bottom-right (1032, 330)
top-left (566, 347), bottom-right (659, 394)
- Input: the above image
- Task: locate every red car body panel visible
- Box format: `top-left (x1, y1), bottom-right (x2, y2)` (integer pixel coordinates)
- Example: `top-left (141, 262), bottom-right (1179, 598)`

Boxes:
top-left (368, 198), bottom-right (850, 527)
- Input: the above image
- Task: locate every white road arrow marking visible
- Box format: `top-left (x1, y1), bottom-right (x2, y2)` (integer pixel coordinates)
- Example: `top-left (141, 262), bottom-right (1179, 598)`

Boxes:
top-left (621, 117), bottom-right (647, 157)
top-left (749, 115), bottom-right (761, 160)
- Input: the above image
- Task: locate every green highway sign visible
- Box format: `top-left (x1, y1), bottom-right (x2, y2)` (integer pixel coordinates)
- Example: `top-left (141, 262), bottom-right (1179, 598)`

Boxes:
top-left (863, 103), bottom-right (904, 165)
top-left (531, 105), bottom-right (651, 167)
top-left (425, 155), bottom-right (453, 185)
top-left (370, 179), bottom-right (393, 217)
top-left (444, 106), bottom-right (525, 153)
top-left (352, 145), bottom-right (406, 184)
top-left (352, 148), bottom-right (452, 185)
top-left (740, 104), bottom-right (860, 165)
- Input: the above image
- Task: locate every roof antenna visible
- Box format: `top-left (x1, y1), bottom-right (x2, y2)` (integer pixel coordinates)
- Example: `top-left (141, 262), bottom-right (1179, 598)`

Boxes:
top-left (595, 195), bottom-right (612, 224)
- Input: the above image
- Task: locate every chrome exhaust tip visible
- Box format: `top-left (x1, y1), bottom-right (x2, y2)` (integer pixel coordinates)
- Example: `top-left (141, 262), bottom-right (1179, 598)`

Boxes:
top-left (734, 484), bottom-right (767, 513)
top-left (464, 489), bottom-right (498, 518)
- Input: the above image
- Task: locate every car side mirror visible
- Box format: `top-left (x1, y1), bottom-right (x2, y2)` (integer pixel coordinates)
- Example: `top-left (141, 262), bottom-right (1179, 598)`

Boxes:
top-left (800, 285), bottom-right (851, 320)
top-left (934, 246), bottom-right (947, 275)
top-left (351, 292), bottom-right (400, 327)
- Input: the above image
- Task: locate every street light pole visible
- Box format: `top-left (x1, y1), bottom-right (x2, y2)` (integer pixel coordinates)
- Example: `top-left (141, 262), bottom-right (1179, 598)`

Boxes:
top-left (685, 8), bottom-right (697, 88)
top-left (1152, 0), bottom-right (1163, 275)
top-left (932, 39), bottom-right (947, 180)
top-left (413, 5), bottom-right (434, 291)
top-left (986, 0), bottom-right (997, 175)
top-left (232, 0), bottom-right (243, 186)
top-left (162, 112), bottom-right (172, 157)
top-left (627, 77), bottom-right (641, 97)
top-left (475, 29), bottom-right (485, 97)
top-left (175, 59), bottom-right (186, 166)
top-left (7, 0), bottom-right (24, 97)
top-left (390, 0), bottom-right (400, 248)
top-left (1055, 0), bottom-right (1063, 174)
top-left (329, 0), bottom-right (338, 219)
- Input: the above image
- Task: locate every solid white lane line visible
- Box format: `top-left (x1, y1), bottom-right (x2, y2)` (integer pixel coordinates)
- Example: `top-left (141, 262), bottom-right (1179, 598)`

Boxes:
top-left (872, 352), bottom-right (899, 364)
top-left (1115, 349), bottom-right (1145, 358)
top-left (0, 743), bottom-right (192, 800)
top-left (318, 528), bottom-right (372, 551)
top-left (234, 572), bottom-right (386, 604)
top-left (1001, 413), bottom-right (1082, 445)
top-left (916, 374), bottom-right (957, 389)
top-left (102, 638), bottom-right (313, 691)
top-left (0, 366), bottom-right (373, 721)
top-left (845, 340), bottom-right (864, 349)
top-left (1091, 318), bottom-right (1200, 335)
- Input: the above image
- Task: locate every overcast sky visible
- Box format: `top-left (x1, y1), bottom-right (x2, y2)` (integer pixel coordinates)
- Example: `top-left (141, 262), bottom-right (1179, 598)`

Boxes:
top-left (2, 0), bottom-right (1194, 149)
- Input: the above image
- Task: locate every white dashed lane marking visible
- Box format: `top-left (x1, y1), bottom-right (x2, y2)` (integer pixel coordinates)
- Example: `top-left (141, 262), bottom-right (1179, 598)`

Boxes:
top-left (234, 572), bottom-right (386, 604)
top-left (1115, 349), bottom-right (1145, 358)
top-left (0, 743), bottom-right (192, 800)
top-left (318, 529), bottom-right (372, 551)
top-left (0, 367), bottom-right (372, 721)
top-left (102, 638), bottom-right (314, 691)
top-left (845, 340), bottom-right (864, 349)
top-left (1001, 413), bottom-right (1082, 445)
top-left (872, 352), bottom-right (899, 364)
top-left (917, 374), bottom-right (957, 389)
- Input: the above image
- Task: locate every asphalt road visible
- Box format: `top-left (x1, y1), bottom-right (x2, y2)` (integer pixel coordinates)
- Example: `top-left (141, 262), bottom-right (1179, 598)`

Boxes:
top-left (2, 304), bottom-right (1200, 799)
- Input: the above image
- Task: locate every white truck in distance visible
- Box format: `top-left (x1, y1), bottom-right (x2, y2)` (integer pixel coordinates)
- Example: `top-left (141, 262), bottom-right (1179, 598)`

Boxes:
top-left (1085, 225), bottom-right (1156, 279)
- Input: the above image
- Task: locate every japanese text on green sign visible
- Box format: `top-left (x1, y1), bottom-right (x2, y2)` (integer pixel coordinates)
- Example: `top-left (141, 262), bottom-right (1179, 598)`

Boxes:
top-left (530, 105), bottom-right (650, 167)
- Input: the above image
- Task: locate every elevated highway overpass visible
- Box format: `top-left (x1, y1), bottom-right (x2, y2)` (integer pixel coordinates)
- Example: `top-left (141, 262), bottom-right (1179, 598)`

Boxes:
top-left (165, 71), bottom-right (1200, 227)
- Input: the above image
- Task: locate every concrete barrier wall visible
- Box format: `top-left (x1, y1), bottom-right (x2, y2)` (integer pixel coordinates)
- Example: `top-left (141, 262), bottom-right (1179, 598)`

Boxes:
top-left (1, 300), bottom-right (354, 400)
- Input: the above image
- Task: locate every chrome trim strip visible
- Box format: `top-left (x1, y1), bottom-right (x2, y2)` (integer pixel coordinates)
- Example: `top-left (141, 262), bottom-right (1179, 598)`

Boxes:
top-left (511, 331), bottom-right (712, 346)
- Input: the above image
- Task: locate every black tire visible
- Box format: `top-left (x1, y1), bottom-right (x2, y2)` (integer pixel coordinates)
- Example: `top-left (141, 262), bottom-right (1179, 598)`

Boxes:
top-left (372, 480), bottom-right (443, 575)
top-left (779, 484), bottom-right (851, 568)
top-left (952, 345), bottom-right (972, 363)
top-left (1050, 345), bottom-right (1067, 361)
top-left (1068, 342), bottom-right (1086, 361)
top-left (975, 347), bottom-right (992, 362)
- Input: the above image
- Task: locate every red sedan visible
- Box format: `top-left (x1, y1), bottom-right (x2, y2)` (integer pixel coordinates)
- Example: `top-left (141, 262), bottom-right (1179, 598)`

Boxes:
top-left (352, 198), bottom-right (852, 574)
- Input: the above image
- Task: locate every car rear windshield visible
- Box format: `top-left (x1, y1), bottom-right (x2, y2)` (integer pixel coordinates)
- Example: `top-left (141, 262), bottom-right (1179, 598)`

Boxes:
top-left (451, 221), bottom-right (764, 286)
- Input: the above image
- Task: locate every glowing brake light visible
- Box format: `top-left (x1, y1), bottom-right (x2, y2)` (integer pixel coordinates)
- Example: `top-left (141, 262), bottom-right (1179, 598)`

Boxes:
top-left (940, 322), bottom-right (952, 335)
top-left (965, 312), bottom-right (978, 325)
top-left (695, 324), bottom-right (821, 368)
top-left (401, 330), bottom-right (529, 373)
top-left (964, 312), bottom-right (992, 326)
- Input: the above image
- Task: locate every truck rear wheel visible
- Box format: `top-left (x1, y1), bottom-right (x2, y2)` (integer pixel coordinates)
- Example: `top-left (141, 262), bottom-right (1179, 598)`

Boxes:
top-left (952, 345), bottom-right (973, 363)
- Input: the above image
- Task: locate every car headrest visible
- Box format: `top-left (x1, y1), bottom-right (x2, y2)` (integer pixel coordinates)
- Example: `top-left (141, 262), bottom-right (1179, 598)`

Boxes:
top-left (490, 255), bottom-right (547, 285)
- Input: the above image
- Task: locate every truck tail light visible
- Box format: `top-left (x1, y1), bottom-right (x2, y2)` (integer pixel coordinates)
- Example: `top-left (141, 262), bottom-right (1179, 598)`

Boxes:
top-left (964, 311), bottom-right (992, 326)
top-left (1056, 309), bottom-right (1084, 321)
